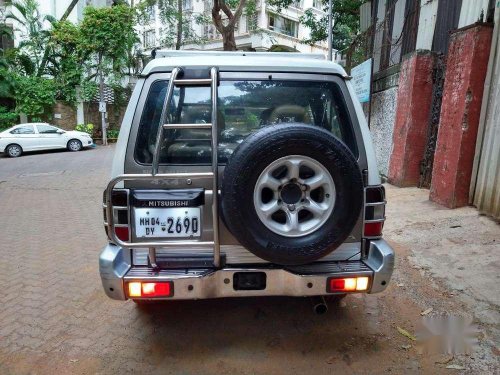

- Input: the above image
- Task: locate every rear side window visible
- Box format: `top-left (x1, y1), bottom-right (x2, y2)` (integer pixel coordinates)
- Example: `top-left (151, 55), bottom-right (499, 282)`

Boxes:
top-left (10, 125), bottom-right (35, 134)
top-left (36, 124), bottom-right (59, 134)
top-left (135, 79), bottom-right (357, 165)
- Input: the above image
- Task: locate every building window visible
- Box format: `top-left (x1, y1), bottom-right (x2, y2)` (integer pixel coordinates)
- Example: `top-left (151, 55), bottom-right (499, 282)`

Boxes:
top-left (312, 0), bottom-right (322, 9)
top-left (268, 14), bottom-right (298, 38)
top-left (145, 5), bottom-right (155, 23)
top-left (290, 0), bottom-right (303, 8)
top-left (204, 24), bottom-right (219, 40)
top-left (182, 0), bottom-right (192, 11)
top-left (144, 29), bottom-right (156, 48)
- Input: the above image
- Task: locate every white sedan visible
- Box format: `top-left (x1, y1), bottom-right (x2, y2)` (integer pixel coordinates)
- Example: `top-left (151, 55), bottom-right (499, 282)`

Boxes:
top-left (0, 123), bottom-right (94, 157)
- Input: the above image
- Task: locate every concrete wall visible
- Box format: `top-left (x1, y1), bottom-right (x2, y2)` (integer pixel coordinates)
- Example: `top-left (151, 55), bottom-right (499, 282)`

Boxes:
top-left (52, 102), bottom-right (77, 130)
top-left (369, 87), bottom-right (398, 177)
top-left (83, 102), bottom-right (126, 132)
top-left (388, 51), bottom-right (435, 187)
top-left (368, 64), bottom-right (401, 177)
top-left (430, 25), bottom-right (493, 208)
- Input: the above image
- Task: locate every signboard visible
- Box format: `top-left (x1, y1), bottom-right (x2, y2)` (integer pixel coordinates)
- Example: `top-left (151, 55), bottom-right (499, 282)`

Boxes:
top-left (99, 101), bottom-right (107, 113)
top-left (351, 58), bottom-right (372, 103)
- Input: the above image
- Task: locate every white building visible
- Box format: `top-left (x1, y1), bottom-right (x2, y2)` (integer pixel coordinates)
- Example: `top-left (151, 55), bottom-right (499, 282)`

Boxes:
top-left (135, 0), bottom-right (328, 55)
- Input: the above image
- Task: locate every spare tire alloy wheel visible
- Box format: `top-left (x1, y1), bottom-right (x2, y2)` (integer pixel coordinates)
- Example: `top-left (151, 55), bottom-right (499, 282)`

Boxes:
top-left (221, 123), bottom-right (363, 266)
top-left (253, 155), bottom-right (335, 237)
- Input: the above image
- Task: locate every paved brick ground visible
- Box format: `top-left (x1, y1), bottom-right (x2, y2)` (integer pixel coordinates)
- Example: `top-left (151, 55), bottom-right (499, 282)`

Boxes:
top-left (0, 146), bottom-right (497, 374)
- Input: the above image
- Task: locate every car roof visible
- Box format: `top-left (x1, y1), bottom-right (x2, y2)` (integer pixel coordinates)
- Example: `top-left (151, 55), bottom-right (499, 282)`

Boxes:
top-left (141, 51), bottom-right (348, 78)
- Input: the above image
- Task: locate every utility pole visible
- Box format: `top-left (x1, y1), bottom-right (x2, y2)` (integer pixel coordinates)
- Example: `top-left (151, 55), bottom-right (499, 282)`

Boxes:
top-left (98, 53), bottom-right (107, 146)
top-left (327, 0), bottom-right (333, 61)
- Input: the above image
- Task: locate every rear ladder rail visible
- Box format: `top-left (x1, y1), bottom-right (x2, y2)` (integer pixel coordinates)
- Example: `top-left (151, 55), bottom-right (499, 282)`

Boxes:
top-left (105, 67), bottom-right (221, 268)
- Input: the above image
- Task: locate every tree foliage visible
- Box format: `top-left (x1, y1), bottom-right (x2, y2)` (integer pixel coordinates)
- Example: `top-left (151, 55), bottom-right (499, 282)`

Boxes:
top-left (79, 5), bottom-right (137, 64)
top-left (49, 21), bottom-right (83, 104)
top-left (14, 75), bottom-right (56, 120)
top-left (268, 0), bottom-right (364, 51)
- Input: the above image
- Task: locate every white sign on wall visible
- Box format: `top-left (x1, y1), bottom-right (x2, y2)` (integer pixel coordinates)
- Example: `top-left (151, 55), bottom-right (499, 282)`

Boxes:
top-left (351, 58), bottom-right (373, 103)
top-left (99, 101), bottom-right (107, 113)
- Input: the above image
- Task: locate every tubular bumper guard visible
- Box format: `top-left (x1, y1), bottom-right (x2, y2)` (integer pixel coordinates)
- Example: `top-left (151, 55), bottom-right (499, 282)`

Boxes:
top-left (99, 240), bottom-right (395, 301)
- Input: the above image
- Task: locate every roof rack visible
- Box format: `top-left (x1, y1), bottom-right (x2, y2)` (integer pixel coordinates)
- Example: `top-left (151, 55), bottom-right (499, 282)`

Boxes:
top-left (154, 50), bottom-right (326, 61)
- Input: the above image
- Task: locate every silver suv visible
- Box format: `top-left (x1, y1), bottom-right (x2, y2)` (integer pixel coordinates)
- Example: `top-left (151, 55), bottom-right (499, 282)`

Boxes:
top-left (99, 51), bottom-right (394, 311)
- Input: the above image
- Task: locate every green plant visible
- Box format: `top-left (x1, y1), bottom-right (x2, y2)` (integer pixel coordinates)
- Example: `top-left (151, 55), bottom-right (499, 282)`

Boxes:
top-left (106, 129), bottom-right (119, 139)
top-left (76, 123), bottom-right (94, 135)
top-left (245, 112), bottom-right (259, 128)
top-left (14, 75), bottom-right (56, 121)
top-left (0, 106), bottom-right (19, 130)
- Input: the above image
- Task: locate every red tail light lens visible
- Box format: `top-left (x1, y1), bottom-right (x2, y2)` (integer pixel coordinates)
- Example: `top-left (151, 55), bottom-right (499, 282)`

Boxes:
top-left (115, 227), bottom-right (129, 241)
top-left (364, 222), bottom-right (384, 237)
top-left (127, 282), bottom-right (173, 298)
top-left (327, 277), bottom-right (370, 292)
top-left (364, 186), bottom-right (386, 238)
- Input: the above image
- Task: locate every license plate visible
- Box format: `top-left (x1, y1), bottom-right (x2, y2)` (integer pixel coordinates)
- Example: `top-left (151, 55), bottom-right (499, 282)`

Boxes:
top-left (134, 207), bottom-right (201, 238)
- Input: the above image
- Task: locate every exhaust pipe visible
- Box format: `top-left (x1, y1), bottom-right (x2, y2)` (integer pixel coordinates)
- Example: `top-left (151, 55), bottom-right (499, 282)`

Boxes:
top-left (312, 296), bottom-right (328, 315)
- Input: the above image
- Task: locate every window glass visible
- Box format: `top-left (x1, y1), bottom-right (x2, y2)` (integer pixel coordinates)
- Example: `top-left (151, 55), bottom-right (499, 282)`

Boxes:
top-left (36, 124), bottom-right (59, 134)
top-left (268, 14), bottom-right (298, 37)
top-left (135, 79), bottom-right (357, 165)
top-left (10, 125), bottom-right (35, 134)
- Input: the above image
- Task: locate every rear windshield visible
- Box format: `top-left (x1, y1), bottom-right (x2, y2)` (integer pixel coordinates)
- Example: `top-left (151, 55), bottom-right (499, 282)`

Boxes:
top-left (135, 79), bottom-right (357, 165)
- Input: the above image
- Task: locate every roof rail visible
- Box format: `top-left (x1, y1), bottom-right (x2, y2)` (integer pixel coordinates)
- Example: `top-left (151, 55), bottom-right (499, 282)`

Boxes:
top-left (155, 50), bottom-right (326, 60)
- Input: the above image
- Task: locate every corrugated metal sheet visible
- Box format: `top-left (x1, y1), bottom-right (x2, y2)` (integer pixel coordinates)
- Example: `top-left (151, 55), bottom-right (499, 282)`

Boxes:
top-left (416, 0), bottom-right (439, 50)
top-left (471, 5), bottom-right (500, 220)
top-left (458, 0), bottom-right (490, 27)
top-left (432, 0), bottom-right (463, 54)
top-left (360, 1), bottom-right (372, 32)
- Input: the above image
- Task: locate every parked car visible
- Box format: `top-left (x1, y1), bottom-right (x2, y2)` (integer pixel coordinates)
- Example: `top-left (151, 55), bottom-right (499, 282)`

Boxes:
top-left (0, 123), bottom-right (94, 157)
top-left (99, 51), bottom-right (394, 313)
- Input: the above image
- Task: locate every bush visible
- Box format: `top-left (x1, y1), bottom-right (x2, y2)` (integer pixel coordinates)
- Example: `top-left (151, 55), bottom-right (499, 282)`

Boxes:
top-left (76, 123), bottom-right (94, 135)
top-left (106, 129), bottom-right (119, 139)
top-left (0, 106), bottom-right (19, 130)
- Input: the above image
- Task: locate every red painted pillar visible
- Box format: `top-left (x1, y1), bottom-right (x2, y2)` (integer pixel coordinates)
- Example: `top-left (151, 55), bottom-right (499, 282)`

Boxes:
top-left (388, 51), bottom-right (435, 187)
top-left (430, 25), bottom-right (493, 208)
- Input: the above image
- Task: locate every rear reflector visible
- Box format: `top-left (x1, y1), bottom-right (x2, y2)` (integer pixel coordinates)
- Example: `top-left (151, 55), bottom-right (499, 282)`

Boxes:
top-left (127, 281), bottom-right (173, 298)
top-left (327, 277), bottom-right (370, 292)
top-left (364, 222), bottom-right (384, 237)
top-left (114, 227), bottom-right (129, 241)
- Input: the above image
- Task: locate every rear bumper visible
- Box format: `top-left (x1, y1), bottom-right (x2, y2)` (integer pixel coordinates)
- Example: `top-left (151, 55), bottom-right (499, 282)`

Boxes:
top-left (99, 240), bottom-right (395, 301)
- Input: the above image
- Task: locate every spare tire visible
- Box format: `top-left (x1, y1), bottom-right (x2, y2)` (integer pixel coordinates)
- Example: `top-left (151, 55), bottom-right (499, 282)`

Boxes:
top-left (221, 123), bottom-right (363, 266)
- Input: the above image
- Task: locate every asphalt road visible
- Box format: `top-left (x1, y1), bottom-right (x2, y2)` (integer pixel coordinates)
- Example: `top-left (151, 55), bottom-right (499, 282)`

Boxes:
top-left (0, 146), bottom-right (498, 374)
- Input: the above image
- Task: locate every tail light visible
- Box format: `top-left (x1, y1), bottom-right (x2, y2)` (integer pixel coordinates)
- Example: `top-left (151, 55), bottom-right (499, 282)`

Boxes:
top-left (327, 277), bottom-right (370, 292)
top-left (103, 189), bottom-right (130, 242)
top-left (127, 281), bottom-right (174, 298)
top-left (364, 186), bottom-right (385, 238)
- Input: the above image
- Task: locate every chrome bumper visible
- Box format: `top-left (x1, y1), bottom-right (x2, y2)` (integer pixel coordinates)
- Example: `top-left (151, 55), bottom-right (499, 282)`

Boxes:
top-left (99, 240), bottom-right (395, 301)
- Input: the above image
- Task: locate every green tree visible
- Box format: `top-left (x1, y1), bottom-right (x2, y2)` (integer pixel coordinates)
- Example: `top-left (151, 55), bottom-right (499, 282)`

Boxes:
top-left (49, 20), bottom-right (83, 104)
top-left (0, 22), bottom-right (16, 99)
top-left (14, 75), bottom-right (56, 121)
top-left (136, 0), bottom-right (207, 51)
top-left (6, 0), bottom-right (55, 76)
top-left (268, 0), bottom-right (364, 51)
top-left (78, 5), bottom-right (138, 145)
top-left (37, 0), bottom-right (81, 77)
